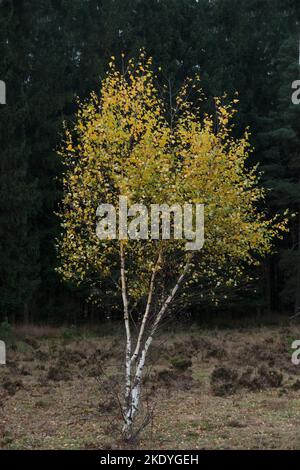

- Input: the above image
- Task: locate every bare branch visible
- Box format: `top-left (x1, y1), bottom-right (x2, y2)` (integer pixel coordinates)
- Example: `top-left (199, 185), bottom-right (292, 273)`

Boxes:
top-left (131, 250), bottom-right (162, 364)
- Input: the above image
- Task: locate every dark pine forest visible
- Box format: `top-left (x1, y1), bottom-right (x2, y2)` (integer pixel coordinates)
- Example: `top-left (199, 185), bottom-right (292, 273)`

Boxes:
top-left (1, 0), bottom-right (300, 324)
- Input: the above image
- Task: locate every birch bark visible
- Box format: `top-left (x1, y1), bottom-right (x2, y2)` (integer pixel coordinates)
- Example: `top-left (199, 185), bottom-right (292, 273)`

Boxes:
top-left (122, 255), bottom-right (192, 439)
top-left (120, 243), bottom-right (132, 418)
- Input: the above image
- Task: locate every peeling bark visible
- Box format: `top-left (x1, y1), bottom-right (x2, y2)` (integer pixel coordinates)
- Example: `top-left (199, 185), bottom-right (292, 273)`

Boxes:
top-left (121, 253), bottom-right (192, 440)
top-left (120, 243), bottom-right (131, 410)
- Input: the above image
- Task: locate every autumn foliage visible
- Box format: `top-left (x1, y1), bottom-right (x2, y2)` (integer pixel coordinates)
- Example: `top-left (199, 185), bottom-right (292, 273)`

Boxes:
top-left (56, 53), bottom-right (288, 440)
top-left (57, 54), bottom-right (286, 302)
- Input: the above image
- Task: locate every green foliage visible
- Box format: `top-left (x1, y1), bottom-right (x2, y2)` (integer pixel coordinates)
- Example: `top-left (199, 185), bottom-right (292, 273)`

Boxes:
top-left (62, 325), bottom-right (78, 341)
top-left (170, 357), bottom-right (192, 371)
top-left (0, 320), bottom-right (13, 342)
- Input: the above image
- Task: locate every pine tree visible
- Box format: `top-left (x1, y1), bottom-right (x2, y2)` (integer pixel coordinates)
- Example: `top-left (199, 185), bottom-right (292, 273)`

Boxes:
top-left (0, 1), bottom-right (40, 322)
top-left (259, 32), bottom-right (300, 313)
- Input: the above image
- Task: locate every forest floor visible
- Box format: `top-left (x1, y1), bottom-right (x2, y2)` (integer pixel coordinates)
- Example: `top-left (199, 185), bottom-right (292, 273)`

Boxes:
top-left (1, 319), bottom-right (300, 449)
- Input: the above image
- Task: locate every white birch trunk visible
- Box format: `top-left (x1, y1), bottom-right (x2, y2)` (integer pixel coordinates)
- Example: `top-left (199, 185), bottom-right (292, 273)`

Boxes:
top-left (122, 256), bottom-right (192, 440)
top-left (120, 243), bottom-right (132, 433)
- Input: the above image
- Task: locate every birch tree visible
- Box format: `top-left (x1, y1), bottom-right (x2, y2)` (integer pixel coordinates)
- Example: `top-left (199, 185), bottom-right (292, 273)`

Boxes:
top-left (57, 54), bottom-right (287, 441)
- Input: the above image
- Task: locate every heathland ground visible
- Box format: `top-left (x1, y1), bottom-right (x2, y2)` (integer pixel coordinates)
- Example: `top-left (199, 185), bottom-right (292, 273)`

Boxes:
top-left (1, 318), bottom-right (300, 449)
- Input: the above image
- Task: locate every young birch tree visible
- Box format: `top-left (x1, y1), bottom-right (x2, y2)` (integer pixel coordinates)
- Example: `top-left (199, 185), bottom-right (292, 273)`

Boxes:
top-left (57, 54), bottom-right (287, 441)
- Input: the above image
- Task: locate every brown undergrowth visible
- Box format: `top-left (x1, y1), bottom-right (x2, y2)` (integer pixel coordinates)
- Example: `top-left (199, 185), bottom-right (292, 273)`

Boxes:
top-left (1, 323), bottom-right (300, 449)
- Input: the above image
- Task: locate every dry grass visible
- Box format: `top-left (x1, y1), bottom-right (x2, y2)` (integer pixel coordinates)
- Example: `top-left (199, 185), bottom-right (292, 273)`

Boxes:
top-left (13, 324), bottom-right (65, 339)
top-left (1, 323), bottom-right (300, 449)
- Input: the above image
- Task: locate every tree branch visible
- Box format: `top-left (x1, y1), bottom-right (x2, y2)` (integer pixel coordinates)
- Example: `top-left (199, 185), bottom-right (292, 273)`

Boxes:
top-left (131, 250), bottom-right (162, 364)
